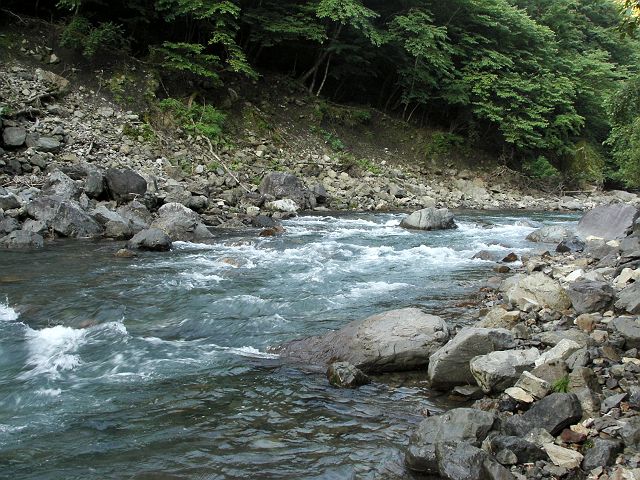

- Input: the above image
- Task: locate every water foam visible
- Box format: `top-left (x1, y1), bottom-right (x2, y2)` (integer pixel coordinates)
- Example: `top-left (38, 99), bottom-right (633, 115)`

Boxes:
top-left (22, 325), bottom-right (86, 379)
top-left (0, 301), bottom-right (19, 322)
top-left (224, 346), bottom-right (279, 359)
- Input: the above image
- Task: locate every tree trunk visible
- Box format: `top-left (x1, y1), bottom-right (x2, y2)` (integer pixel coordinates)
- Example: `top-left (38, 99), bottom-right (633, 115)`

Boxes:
top-left (300, 23), bottom-right (342, 84)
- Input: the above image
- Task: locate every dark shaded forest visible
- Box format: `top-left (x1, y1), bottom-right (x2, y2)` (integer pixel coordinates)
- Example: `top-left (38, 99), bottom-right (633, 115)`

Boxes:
top-left (3, 0), bottom-right (640, 188)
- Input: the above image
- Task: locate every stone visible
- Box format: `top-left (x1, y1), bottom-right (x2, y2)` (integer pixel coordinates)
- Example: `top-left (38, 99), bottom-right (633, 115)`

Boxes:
top-left (556, 237), bottom-right (585, 253)
top-left (126, 228), bottom-right (172, 252)
top-left (577, 204), bottom-right (640, 240)
top-left (42, 170), bottom-right (81, 200)
top-left (531, 359), bottom-right (568, 384)
top-left (575, 313), bottom-right (597, 333)
top-left (151, 202), bottom-right (214, 242)
top-left (405, 408), bottom-right (496, 475)
top-left (614, 268), bottom-right (640, 289)
top-left (114, 248), bottom-right (137, 258)
top-left (2, 126), bottom-right (27, 147)
top-left (0, 231), bottom-right (44, 249)
top-left (505, 387), bottom-right (534, 403)
top-left (104, 168), bottom-right (147, 202)
top-left (566, 281), bottom-right (615, 314)
top-left (537, 330), bottom-right (592, 348)
top-left (470, 348), bottom-right (540, 393)
top-left (400, 207), bottom-right (457, 231)
top-left (473, 250), bottom-right (499, 261)
top-left (582, 439), bottom-right (623, 471)
top-left (502, 252), bottom-right (518, 263)
top-left (527, 225), bottom-right (572, 243)
top-left (275, 308), bottom-right (449, 373)
top-left (488, 436), bottom-right (547, 464)
top-left (601, 392), bottom-right (627, 413)
top-left (326, 362), bottom-right (370, 388)
top-left (515, 371), bottom-right (551, 400)
top-left (503, 393), bottom-right (582, 436)
top-left (615, 283), bottom-right (640, 315)
top-left (503, 273), bottom-right (571, 311)
top-left (0, 191), bottom-right (20, 210)
top-left (27, 135), bottom-right (61, 152)
top-left (543, 443), bottom-right (584, 469)
top-left (428, 327), bottom-right (515, 390)
top-left (0, 216), bottom-right (19, 235)
top-left (610, 317), bottom-right (640, 349)
top-left (84, 169), bottom-right (105, 198)
top-left (619, 416), bottom-right (640, 448)
top-left (436, 442), bottom-right (514, 480)
top-left (478, 308), bottom-right (521, 329)
top-left (26, 196), bottom-right (102, 238)
top-left (265, 198), bottom-right (299, 213)
top-left (104, 220), bottom-right (133, 240)
top-left (312, 184), bottom-right (328, 204)
top-left (259, 172), bottom-right (310, 209)
top-left (35, 68), bottom-right (70, 95)
top-left (535, 339), bottom-right (582, 367)
top-left (560, 428), bottom-right (586, 443)
top-left (116, 201), bottom-right (152, 232)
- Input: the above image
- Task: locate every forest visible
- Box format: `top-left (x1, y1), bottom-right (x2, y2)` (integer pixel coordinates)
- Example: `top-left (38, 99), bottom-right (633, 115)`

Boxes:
top-left (4, 0), bottom-right (640, 188)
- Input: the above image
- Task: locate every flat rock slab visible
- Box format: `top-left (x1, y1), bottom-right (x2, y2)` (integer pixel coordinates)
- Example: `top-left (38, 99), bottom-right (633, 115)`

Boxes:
top-left (577, 204), bottom-right (639, 240)
top-left (273, 307), bottom-right (449, 373)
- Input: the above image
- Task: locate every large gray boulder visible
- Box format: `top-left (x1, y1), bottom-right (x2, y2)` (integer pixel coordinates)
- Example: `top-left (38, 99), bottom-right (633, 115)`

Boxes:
top-left (436, 443), bottom-right (513, 480)
top-left (0, 230), bottom-right (44, 249)
top-left (577, 204), bottom-right (640, 240)
top-left (26, 135), bottom-right (61, 152)
top-left (126, 228), bottom-right (172, 251)
top-left (151, 202), bottom-right (213, 242)
top-left (400, 207), bottom-right (457, 231)
top-left (42, 170), bottom-right (81, 200)
top-left (0, 189), bottom-right (21, 210)
top-left (610, 317), bottom-right (640, 349)
top-left (614, 282), bottom-right (640, 314)
top-left (526, 225), bottom-right (572, 243)
top-left (26, 196), bottom-right (102, 238)
top-left (503, 393), bottom-right (582, 436)
top-left (405, 408), bottom-right (496, 475)
top-left (274, 308), bottom-right (449, 373)
top-left (2, 126), bottom-right (27, 147)
top-left (0, 215), bottom-right (19, 235)
top-left (566, 281), bottom-right (615, 314)
top-left (104, 168), bottom-right (147, 202)
top-left (427, 327), bottom-right (515, 390)
top-left (470, 348), bottom-right (540, 394)
top-left (502, 272), bottom-right (571, 311)
top-left (259, 172), bottom-right (310, 209)
top-left (582, 439), bottom-right (623, 472)
top-left (117, 201), bottom-right (152, 232)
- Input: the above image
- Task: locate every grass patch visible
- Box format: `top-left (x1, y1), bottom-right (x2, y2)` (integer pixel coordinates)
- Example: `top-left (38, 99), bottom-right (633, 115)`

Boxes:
top-left (552, 375), bottom-right (570, 393)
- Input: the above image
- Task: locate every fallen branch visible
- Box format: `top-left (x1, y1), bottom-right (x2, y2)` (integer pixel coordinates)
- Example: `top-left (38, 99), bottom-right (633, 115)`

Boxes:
top-left (202, 134), bottom-right (252, 193)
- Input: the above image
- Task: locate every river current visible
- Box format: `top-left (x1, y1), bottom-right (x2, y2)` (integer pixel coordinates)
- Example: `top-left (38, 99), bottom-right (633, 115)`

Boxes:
top-left (0, 211), bottom-right (576, 479)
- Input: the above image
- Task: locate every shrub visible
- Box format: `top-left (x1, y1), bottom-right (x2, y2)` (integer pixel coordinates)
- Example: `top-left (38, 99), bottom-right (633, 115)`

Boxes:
top-left (159, 98), bottom-right (226, 144)
top-left (60, 16), bottom-right (128, 58)
top-left (523, 156), bottom-right (561, 179)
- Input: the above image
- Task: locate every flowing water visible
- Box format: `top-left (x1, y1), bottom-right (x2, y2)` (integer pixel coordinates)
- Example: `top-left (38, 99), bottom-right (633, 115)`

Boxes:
top-left (0, 211), bottom-right (577, 479)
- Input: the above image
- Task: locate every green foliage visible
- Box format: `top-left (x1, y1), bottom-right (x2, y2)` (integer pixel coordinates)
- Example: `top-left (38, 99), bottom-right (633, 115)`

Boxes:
top-left (123, 122), bottom-right (155, 142)
top-left (564, 140), bottom-right (605, 188)
top-left (60, 16), bottom-right (128, 57)
top-left (523, 156), bottom-right (561, 179)
top-left (425, 132), bottom-right (466, 161)
top-left (338, 153), bottom-right (382, 175)
top-left (552, 375), bottom-right (570, 393)
top-left (311, 126), bottom-right (345, 151)
top-left (156, 42), bottom-right (223, 83)
top-left (159, 98), bottom-right (226, 144)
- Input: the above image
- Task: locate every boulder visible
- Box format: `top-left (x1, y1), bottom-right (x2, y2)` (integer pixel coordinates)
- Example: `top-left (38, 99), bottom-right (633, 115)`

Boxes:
top-left (503, 393), bottom-right (582, 436)
top-left (0, 230), bottom-right (44, 249)
top-left (405, 408), bottom-right (496, 475)
top-left (487, 436), bottom-right (547, 464)
top-left (85, 169), bottom-right (105, 199)
top-left (436, 442), bottom-right (513, 480)
top-left (526, 225), bottom-right (571, 243)
top-left (274, 308), bottom-right (449, 373)
top-left (566, 281), bottom-right (615, 314)
top-left (610, 317), bottom-right (640, 349)
top-left (126, 228), bottom-right (172, 252)
top-left (26, 196), bottom-right (102, 238)
top-left (151, 202), bottom-right (213, 242)
top-left (0, 215), bottom-right (19, 235)
top-left (470, 348), bottom-right (540, 393)
top-left (26, 135), bottom-right (61, 152)
top-left (577, 204), bottom-right (640, 240)
top-left (35, 68), bottom-right (70, 95)
top-left (259, 172), bottom-right (310, 209)
top-left (2, 126), bottom-right (27, 147)
top-left (535, 339), bottom-right (582, 367)
top-left (543, 443), bottom-right (583, 469)
top-left (117, 201), bottom-right (152, 232)
top-left (265, 199), bottom-right (299, 213)
top-left (427, 327), bottom-right (515, 390)
top-left (581, 439), bottom-right (623, 472)
top-left (556, 237), bottom-right (585, 253)
top-left (503, 272), bottom-right (571, 311)
top-left (477, 307), bottom-right (521, 329)
top-left (312, 184), bottom-right (328, 204)
top-left (614, 282), bottom-right (640, 314)
top-left (42, 170), bottom-right (81, 200)
top-left (0, 190), bottom-right (21, 210)
top-left (326, 362), bottom-right (370, 388)
top-left (514, 371), bottom-right (551, 400)
top-left (400, 207), bottom-right (457, 231)
top-left (104, 168), bottom-right (147, 202)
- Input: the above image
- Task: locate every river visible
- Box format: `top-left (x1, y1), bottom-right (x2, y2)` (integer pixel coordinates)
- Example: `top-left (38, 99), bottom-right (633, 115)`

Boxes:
top-left (0, 211), bottom-right (577, 479)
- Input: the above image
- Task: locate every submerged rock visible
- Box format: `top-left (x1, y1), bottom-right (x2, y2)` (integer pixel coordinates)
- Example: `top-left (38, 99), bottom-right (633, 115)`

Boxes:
top-left (151, 202), bottom-right (213, 242)
top-left (400, 207), bottom-right (457, 231)
top-left (126, 228), bottom-right (172, 252)
top-left (326, 362), bottom-right (370, 388)
top-left (273, 307), bottom-right (449, 373)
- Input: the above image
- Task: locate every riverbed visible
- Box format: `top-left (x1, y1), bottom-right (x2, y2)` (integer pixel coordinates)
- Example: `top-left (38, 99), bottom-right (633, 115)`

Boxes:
top-left (0, 211), bottom-right (577, 479)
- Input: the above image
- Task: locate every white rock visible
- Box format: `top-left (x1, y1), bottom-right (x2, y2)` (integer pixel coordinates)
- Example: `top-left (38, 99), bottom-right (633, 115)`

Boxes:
top-left (535, 339), bottom-right (582, 367)
top-left (505, 387), bottom-right (534, 403)
top-left (565, 269), bottom-right (584, 282)
top-left (543, 443), bottom-right (583, 469)
top-left (266, 199), bottom-right (299, 213)
top-left (614, 268), bottom-right (640, 289)
top-left (515, 371), bottom-right (550, 399)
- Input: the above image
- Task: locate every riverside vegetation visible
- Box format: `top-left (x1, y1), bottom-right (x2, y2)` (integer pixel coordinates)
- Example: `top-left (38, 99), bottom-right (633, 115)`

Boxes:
top-left (1, 3), bottom-right (640, 480)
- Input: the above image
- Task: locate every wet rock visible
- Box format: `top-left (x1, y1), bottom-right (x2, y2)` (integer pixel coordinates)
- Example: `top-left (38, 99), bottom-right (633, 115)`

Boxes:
top-left (400, 207), bottom-right (457, 231)
top-left (114, 248), bottom-right (137, 258)
top-left (566, 281), bottom-right (615, 314)
top-left (470, 348), bottom-right (540, 393)
top-left (582, 439), bottom-right (623, 471)
top-left (259, 226), bottom-right (285, 237)
top-left (26, 196), bottom-right (102, 238)
top-left (614, 283), bottom-right (640, 315)
top-left (577, 204), bottom-right (640, 240)
top-left (151, 202), bottom-right (213, 242)
top-left (104, 168), bottom-right (147, 202)
top-left (326, 362), bottom-right (370, 388)
top-left (473, 250), bottom-right (499, 261)
top-left (250, 215), bottom-right (278, 228)
top-left (126, 228), bottom-right (172, 252)
top-left (259, 172), bottom-right (310, 209)
top-left (436, 442), bottom-right (513, 480)
top-left (2, 126), bottom-right (27, 147)
top-left (275, 308), bottom-right (449, 373)
top-left (527, 225), bottom-right (572, 243)
top-left (0, 230), bottom-right (44, 249)
top-left (543, 443), bottom-right (583, 469)
top-left (502, 272), bottom-right (571, 311)
top-left (502, 252), bottom-right (518, 263)
top-left (405, 408), bottom-right (496, 475)
top-left (428, 327), bottom-right (514, 390)
top-left (503, 393), bottom-right (582, 436)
